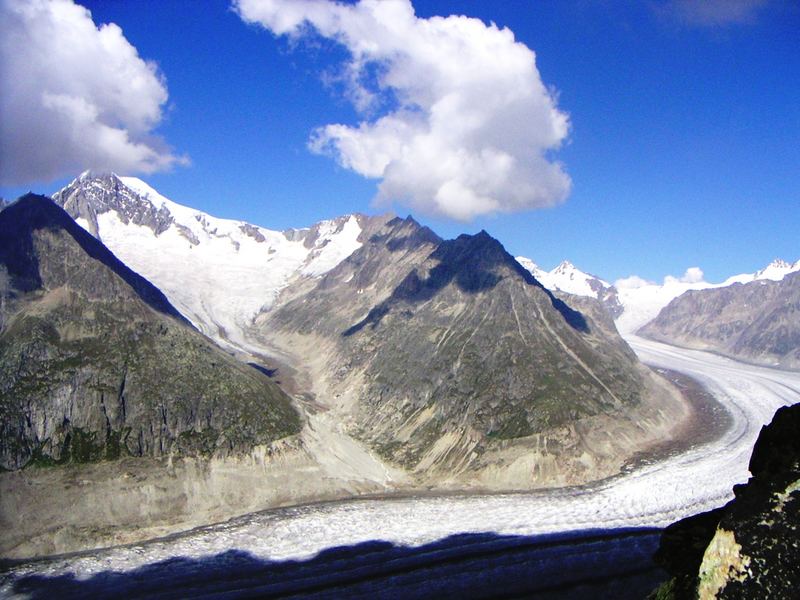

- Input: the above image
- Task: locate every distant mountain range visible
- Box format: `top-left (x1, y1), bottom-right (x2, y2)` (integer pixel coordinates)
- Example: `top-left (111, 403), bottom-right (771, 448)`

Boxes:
top-left (613, 259), bottom-right (800, 336)
top-left (515, 253), bottom-right (800, 341)
top-left (640, 271), bottom-right (800, 369)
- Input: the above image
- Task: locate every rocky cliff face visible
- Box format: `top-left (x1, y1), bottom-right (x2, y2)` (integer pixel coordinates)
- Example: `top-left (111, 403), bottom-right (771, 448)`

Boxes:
top-left (53, 171), bottom-right (177, 239)
top-left (639, 274), bottom-right (800, 370)
top-left (652, 403), bottom-right (800, 599)
top-left (260, 215), bottom-right (683, 486)
top-left (0, 195), bottom-right (300, 470)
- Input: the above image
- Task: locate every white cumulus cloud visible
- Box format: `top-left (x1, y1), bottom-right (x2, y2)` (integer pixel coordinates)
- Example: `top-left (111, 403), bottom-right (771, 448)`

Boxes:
top-left (0, 0), bottom-right (186, 186)
top-left (616, 267), bottom-right (707, 290)
top-left (235, 0), bottom-right (571, 221)
top-left (664, 267), bottom-right (706, 285)
top-left (614, 275), bottom-right (653, 290)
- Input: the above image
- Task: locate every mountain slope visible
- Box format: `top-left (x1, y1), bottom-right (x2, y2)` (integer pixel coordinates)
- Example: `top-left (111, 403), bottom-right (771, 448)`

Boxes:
top-left (0, 195), bottom-right (300, 470)
top-left (260, 216), bottom-right (685, 487)
top-left (639, 272), bottom-right (800, 370)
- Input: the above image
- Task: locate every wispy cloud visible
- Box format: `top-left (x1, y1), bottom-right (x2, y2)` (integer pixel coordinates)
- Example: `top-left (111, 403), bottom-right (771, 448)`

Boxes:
top-left (235, 0), bottom-right (571, 221)
top-left (0, 0), bottom-right (187, 186)
top-left (656, 0), bottom-right (770, 27)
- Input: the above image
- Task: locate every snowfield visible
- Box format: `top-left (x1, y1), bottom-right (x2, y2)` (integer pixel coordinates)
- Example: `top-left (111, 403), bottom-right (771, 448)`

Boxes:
top-left (3, 337), bottom-right (797, 592)
top-left (83, 176), bottom-right (364, 348)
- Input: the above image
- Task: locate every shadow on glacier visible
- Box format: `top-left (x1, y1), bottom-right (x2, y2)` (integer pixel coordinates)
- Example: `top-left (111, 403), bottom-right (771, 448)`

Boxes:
top-left (8, 527), bottom-right (667, 599)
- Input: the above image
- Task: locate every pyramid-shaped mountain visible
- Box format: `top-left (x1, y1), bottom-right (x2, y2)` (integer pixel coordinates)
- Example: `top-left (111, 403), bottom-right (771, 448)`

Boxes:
top-left (262, 215), bottom-right (683, 486)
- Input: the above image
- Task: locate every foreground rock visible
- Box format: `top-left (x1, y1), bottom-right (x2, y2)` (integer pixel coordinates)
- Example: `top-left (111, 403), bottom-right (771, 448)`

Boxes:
top-left (652, 403), bottom-right (800, 598)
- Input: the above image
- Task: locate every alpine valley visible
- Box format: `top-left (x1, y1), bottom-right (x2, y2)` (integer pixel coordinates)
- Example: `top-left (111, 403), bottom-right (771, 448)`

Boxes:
top-left (0, 173), bottom-right (797, 568)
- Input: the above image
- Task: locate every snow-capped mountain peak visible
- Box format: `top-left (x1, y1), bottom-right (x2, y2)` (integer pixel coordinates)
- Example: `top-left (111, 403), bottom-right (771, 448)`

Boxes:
top-left (53, 173), bottom-right (366, 347)
top-left (552, 259), bottom-right (576, 274)
top-left (515, 256), bottom-right (623, 318)
top-left (753, 258), bottom-right (800, 281)
top-left (516, 256), bottom-right (611, 298)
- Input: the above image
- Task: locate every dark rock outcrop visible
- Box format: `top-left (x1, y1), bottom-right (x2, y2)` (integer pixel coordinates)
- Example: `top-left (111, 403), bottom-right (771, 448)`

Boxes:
top-left (652, 403), bottom-right (800, 598)
top-left (0, 195), bottom-right (300, 470)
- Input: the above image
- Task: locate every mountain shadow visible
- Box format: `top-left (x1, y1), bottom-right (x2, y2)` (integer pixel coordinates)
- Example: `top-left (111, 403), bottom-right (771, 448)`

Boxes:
top-left (0, 194), bottom-right (186, 322)
top-left (6, 527), bottom-right (667, 599)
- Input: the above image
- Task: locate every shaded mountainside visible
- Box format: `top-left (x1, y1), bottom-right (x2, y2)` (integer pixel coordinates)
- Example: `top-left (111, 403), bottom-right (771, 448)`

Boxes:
top-left (261, 215), bottom-right (683, 485)
top-left (0, 195), bottom-right (300, 470)
top-left (652, 403), bottom-right (800, 599)
top-left (639, 273), bottom-right (800, 370)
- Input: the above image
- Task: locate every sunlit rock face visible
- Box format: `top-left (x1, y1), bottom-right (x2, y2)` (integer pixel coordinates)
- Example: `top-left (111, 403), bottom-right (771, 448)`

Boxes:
top-left (640, 272), bottom-right (800, 370)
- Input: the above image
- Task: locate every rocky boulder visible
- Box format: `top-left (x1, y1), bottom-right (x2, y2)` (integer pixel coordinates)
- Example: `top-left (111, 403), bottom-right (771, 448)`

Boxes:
top-left (652, 403), bottom-right (800, 598)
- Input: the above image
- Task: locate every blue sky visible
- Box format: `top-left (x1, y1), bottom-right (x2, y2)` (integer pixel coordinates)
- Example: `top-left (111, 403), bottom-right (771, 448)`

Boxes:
top-left (1, 0), bottom-right (797, 283)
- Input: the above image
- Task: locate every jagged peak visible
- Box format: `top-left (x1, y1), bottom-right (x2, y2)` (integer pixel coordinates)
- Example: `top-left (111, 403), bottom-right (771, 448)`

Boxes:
top-left (75, 169), bottom-right (119, 184)
top-left (553, 259), bottom-right (577, 272)
top-left (753, 257), bottom-right (800, 281)
top-left (767, 258), bottom-right (791, 269)
top-left (432, 229), bottom-right (516, 273)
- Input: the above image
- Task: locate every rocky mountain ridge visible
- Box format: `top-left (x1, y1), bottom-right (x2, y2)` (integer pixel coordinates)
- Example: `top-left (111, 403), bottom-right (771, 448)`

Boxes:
top-left (259, 213), bottom-right (684, 487)
top-left (0, 194), bottom-right (300, 470)
top-left (639, 272), bottom-right (800, 370)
